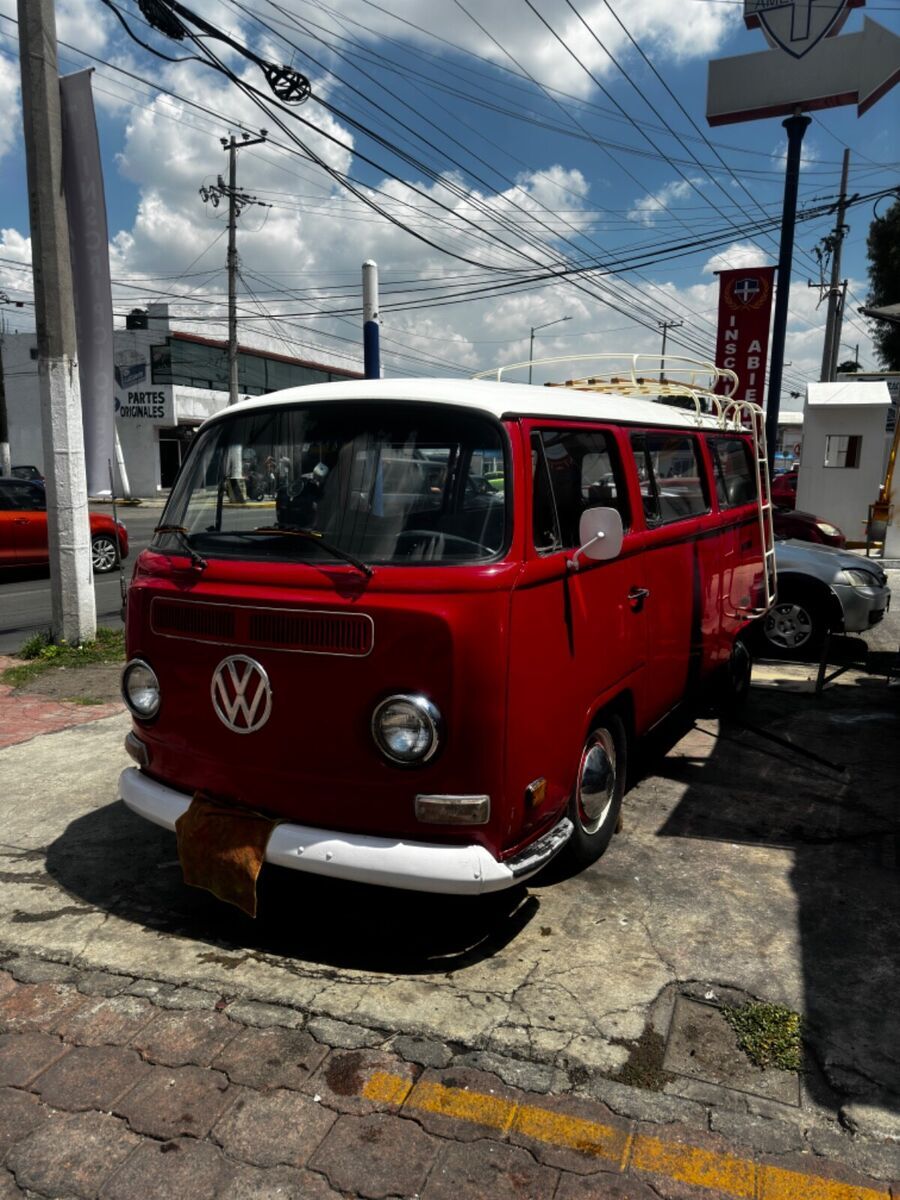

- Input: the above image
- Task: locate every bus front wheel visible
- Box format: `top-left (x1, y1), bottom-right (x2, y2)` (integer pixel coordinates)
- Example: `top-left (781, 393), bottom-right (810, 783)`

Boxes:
top-left (565, 715), bottom-right (627, 868)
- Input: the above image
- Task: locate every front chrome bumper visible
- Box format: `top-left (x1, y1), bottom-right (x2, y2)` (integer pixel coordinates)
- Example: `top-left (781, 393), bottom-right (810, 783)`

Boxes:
top-left (119, 767), bottom-right (571, 896)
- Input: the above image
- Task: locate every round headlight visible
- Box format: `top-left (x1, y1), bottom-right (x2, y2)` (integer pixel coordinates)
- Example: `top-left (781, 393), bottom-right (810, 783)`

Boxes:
top-left (122, 659), bottom-right (160, 719)
top-left (372, 694), bottom-right (441, 764)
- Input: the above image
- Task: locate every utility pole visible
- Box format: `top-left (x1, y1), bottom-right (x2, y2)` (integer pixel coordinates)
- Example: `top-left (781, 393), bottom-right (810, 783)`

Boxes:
top-left (0, 328), bottom-right (9, 479)
top-left (818, 149), bottom-right (852, 383)
top-left (200, 131), bottom-right (267, 405)
top-left (658, 319), bottom-right (683, 378)
top-left (0, 293), bottom-right (20, 477)
top-left (17, 0), bottom-right (95, 644)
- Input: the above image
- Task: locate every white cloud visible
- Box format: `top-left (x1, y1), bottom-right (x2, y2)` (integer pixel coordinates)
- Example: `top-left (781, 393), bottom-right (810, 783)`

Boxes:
top-left (703, 242), bottom-right (773, 273)
top-left (628, 177), bottom-right (703, 227)
top-left (770, 137), bottom-right (820, 172)
top-left (0, 50), bottom-right (19, 162)
top-left (298, 0), bottom-right (733, 97)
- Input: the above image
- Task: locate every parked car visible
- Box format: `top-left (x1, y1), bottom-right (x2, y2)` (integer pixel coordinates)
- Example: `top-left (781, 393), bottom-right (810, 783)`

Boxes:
top-left (0, 478), bottom-right (128, 573)
top-left (772, 507), bottom-right (845, 548)
top-left (756, 539), bottom-right (890, 658)
top-left (11, 465), bottom-right (44, 484)
top-left (771, 471), bottom-right (798, 509)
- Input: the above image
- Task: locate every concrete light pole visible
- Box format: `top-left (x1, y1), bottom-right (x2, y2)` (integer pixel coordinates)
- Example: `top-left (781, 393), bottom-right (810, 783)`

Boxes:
top-left (363, 260), bottom-right (380, 379)
top-left (529, 316), bottom-right (571, 384)
top-left (17, 0), bottom-right (95, 644)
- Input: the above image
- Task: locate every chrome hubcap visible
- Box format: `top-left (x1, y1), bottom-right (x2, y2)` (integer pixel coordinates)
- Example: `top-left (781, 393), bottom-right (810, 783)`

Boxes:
top-left (92, 538), bottom-right (117, 572)
top-left (765, 602), bottom-right (812, 649)
top-left (577, 729), bottom-right (616, 835)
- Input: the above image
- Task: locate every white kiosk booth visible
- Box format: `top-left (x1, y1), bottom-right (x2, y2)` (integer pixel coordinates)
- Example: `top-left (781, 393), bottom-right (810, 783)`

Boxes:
top-left (796, 381), bottom-right (895, 545)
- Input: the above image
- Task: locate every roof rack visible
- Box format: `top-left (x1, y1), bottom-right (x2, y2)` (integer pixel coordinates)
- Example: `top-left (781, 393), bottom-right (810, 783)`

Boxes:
top-left (473, 353), bottom-right (775, 615)
top-left (474, 354), bottom-right (739, 423)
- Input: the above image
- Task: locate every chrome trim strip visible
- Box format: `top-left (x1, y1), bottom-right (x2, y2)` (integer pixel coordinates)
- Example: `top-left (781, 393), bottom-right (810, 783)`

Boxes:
top-left (119, 768), bottom-right (517, 895)
top-left (149, 597), bottom-right (375, 657)
top-left (506, 817), bottom-right (573, 878)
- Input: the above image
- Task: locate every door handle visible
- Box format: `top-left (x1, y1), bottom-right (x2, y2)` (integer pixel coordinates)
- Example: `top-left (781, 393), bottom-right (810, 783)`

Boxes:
top-left (628, 586), bottom-right (650, 606)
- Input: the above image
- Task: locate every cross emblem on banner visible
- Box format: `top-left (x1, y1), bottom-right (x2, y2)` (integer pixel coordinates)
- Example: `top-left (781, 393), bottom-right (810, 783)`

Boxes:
top-left (733, 278), bottom-right (761, 303)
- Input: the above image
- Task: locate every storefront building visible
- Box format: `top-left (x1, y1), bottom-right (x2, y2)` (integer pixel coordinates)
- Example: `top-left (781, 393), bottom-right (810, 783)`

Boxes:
top-left (3, 302), bottom-right (361, 497)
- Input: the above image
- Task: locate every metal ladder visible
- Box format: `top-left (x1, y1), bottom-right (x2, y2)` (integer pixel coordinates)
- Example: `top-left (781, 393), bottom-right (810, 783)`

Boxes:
top-left (722, 399), bottom-right (777, 616)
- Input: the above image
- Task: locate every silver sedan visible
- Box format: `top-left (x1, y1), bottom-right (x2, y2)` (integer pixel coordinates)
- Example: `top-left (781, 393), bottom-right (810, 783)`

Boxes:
top-left (758, 540), bottom-right (890, 658)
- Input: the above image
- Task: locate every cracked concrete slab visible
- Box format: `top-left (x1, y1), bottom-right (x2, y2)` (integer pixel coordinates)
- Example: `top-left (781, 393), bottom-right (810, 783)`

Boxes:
top-left (1, 607), bottom-right (898, 1166)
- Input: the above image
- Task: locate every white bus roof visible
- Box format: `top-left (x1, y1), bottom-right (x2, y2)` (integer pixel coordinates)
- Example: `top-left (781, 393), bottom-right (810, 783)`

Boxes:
top-left (211, 377), bottom-right (727, 431)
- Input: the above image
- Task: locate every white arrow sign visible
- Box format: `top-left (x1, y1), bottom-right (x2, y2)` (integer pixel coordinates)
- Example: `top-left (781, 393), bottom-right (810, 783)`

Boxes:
top-left (707, 16), bottom-right (900, 125)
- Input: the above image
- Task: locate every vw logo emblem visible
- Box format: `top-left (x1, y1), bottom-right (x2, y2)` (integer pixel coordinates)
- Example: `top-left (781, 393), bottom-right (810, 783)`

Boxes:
top-left (211, 656), bottom-right (272, 734)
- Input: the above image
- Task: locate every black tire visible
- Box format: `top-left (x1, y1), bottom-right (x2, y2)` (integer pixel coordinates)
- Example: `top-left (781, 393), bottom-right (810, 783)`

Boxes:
top-left (91, 534), bottom-right (118, 574)
top-left (758, 588), bottom-right (826, 659)
top-left (564, 714), bottom-right (627, 868)
top-left (713, 637), bottom-right (752, 716)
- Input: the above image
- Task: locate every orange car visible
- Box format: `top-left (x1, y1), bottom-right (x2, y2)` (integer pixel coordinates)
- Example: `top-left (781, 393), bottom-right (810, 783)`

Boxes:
top-left (0, 478), bottom-right (128, 573)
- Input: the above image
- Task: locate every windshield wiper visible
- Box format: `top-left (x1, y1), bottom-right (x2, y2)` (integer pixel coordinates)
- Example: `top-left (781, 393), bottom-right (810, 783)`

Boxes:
top-left (153, 525), bottom-right (208, 571)
top-left (247, 526), bottom-right (373, 577)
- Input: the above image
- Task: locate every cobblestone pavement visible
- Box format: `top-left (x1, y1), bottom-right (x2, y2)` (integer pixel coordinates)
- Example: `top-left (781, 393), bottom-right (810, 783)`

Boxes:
top-left (0, 961), bottom-right (897, 1200)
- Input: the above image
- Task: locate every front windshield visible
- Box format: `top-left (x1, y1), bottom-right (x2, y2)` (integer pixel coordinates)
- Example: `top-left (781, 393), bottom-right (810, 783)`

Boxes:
top-left (159, 401), bottom-right (508, 567)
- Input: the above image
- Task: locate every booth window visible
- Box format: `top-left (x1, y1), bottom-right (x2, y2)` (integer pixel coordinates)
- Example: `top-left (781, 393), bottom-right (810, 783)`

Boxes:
top-left (823, 434), bottom-right (862, 468)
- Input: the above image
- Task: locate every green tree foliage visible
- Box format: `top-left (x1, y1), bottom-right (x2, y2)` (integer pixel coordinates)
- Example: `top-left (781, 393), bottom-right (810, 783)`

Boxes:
top-left (836, 359), bottom-right (860, 374)
top-left (865, 199), bottom-right (900, 370)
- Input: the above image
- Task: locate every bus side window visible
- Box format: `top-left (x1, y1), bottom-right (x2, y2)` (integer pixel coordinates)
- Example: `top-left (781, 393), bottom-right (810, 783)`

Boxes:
top-left (531, 433), bottom-right (562, 553)
top-left (532, 428), bottom-right (630, 553)
top-left (630, 433), bottom-right (660, 526)
top-left (711, 437), bottom-right (757, 508)
top-left (642, 434), bottom-right (708, 523)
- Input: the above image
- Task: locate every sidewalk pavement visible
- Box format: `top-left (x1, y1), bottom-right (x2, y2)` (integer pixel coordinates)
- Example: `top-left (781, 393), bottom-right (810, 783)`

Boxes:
top-left (0, 658), bottom-right (121, 750)
top-left (1, 961), bottom-right (896, 1200)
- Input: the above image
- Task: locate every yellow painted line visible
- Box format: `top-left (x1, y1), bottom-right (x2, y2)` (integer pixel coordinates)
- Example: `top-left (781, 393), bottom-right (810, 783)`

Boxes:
top-left (363, 1070), bottom-right (414, 1107)
top-left (630, 1132), bottom-right (756, 1198)
top-left (405, 1077), bottom-right (518, 1135)
top-left (512, 1104), bottom-right (631, 1164)
top-left (758, 1164), bottom-right (890, 1200)
top-left (361, 1072), bottom-right (891, 1200)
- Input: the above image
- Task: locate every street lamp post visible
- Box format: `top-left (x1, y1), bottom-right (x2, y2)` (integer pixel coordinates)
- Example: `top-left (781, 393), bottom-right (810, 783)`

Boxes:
top-left (529, 316), bottom-right (571, 384)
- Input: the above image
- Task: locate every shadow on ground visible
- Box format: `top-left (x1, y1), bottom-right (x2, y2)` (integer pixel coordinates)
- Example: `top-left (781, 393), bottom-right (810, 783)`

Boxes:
top-left (651, 646), bottom-right (900, 1115)
top-left (43, 801), bottom-right (537, 975)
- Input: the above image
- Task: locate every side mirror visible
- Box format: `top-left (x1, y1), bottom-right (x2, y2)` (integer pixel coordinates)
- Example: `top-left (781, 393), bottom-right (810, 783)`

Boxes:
top-left (568, 507), bottom-right (624, 571)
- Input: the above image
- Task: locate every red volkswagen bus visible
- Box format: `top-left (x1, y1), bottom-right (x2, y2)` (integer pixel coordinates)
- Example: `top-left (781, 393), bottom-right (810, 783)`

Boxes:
top-left (119, 359), bottom-right (774, 895)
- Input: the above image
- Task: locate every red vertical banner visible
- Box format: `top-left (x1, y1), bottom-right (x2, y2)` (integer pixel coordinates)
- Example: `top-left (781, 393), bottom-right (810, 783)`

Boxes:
top-left (714, 267), bottom-right (776, 405)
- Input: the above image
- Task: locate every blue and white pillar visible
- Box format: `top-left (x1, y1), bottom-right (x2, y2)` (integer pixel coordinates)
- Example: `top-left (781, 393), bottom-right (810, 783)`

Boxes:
top-left (362, 259), bottom-right (380, 380)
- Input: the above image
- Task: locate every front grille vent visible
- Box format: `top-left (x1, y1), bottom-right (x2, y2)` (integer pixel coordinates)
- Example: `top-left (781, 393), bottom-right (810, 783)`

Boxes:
top-left (152, 599), bottom-right (235, 641)
top-left (249, 610), bottom-right (373, 655)
top-left (151, 598), bottom-right (373, 656)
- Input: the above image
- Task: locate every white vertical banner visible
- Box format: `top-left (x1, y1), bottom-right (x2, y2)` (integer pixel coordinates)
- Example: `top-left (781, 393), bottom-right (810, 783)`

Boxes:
top-left (60, 69), bottom-right (115, 497)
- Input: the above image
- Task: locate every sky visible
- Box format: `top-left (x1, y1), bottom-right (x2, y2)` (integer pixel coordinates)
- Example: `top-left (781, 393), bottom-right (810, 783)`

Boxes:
top-left (0, 0), bottom-right (898, 406)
